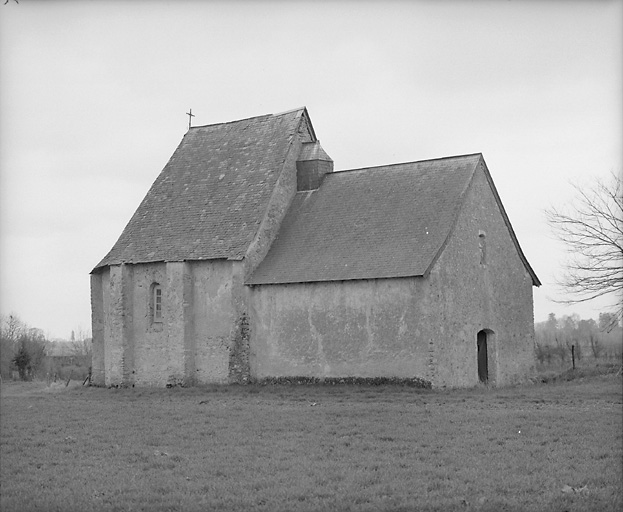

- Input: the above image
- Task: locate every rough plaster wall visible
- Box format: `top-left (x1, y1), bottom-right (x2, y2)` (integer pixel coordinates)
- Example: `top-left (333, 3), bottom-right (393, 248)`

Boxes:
top-left (129, 263), bottom-right (169, 386)
top-left (94, 260), bottom-right (234, 387)
top-left (192, 260), bottom-right (235, 384)
top-left (102, 265), bottom-right (134, 386)
top-left (90, 271), bottom-right (106, 386)
top-left (228, 261), bottom-right (250, 382)
top-left (125, 261), bottom-right (234, 386)
top-left (249, 278), bottom-right (431, 380)
top-left (163, 262), bottom-right (191, 385)
top-left (428, 163), bottom-right (536, 387)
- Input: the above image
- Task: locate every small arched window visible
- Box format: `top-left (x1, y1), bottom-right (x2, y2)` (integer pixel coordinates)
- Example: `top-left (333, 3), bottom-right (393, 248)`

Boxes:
top-left (478, 230), bottom-right (487, 265)
top-left (151, 283), bottom-right (163, 323)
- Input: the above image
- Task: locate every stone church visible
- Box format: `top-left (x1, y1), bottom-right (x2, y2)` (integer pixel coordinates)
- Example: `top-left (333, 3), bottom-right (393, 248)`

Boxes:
top-left (91, 107), bottom-right (540, 388)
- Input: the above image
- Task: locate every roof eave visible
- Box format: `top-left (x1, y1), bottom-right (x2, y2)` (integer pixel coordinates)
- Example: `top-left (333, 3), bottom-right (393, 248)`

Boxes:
top-left (246, 272), bottom-right (427, 286)
top-left (90, 256), bottom-right (239, 274)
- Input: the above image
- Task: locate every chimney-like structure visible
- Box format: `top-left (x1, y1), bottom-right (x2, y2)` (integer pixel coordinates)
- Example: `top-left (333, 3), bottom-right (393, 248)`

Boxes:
top-left (296, 141), bottom-right (333, 191)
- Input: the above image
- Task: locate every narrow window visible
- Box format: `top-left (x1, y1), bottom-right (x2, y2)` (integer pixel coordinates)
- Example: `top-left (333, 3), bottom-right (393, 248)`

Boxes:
top-left (151, 283), bottom-right (163, 323)
top-left (478, 231), bottom-right (487, 265)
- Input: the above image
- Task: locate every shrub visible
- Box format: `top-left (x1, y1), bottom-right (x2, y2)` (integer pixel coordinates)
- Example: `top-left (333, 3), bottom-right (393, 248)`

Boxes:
top-left (254, 376), bottom-right (432, 389)
top-left (12, 343), bottom-right (31, 380)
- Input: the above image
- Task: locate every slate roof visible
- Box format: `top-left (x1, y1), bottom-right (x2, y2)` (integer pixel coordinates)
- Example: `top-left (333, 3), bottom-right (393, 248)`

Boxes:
top-left (247, 154), bottom-right (541, 285)
top-left (94, 108), bottom-right (309, 269)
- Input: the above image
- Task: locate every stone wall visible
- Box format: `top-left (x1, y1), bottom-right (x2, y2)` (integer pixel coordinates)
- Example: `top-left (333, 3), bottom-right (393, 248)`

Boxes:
top-left (190, 260), bottom-right (236, 384)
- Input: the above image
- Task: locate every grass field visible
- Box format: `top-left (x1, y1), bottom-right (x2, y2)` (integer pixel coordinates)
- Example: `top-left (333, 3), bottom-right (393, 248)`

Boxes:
top-left (1, 367), bottom-right (621, 512)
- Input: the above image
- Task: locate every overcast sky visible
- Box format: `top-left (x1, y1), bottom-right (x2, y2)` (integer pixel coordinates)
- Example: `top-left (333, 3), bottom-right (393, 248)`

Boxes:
top-left (1, 1), bottom-right (621, 339)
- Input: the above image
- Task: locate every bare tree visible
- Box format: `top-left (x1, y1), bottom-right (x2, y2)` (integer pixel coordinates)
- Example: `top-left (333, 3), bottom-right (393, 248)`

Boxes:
top-left (70, 327), bottom-right (92, 357)
top-left (546, 172), bottom-right (623, 326)
top-left (1, 315), bottom-right (25, 379)
top-left (1, 315), bottom-right (49, 379)
top-left (1, 314), bottom-right (25, 343)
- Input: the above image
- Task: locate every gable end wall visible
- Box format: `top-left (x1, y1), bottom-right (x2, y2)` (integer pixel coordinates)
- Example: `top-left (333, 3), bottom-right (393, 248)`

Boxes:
top-left (427, 163), bottom-right (536, 387)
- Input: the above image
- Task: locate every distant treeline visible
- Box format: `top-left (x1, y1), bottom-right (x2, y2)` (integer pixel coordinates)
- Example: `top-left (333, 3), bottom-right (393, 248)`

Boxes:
top-left (0, 314), bottom-right (91, 381)
top-left (535, 312), bottom-right (622, 364)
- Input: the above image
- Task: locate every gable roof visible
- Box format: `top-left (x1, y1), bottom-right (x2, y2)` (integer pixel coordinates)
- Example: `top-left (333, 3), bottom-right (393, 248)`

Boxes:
top-left (94, 108), bottom-right (311, 270)
top-left (247, 154), bottom-right (540, 286)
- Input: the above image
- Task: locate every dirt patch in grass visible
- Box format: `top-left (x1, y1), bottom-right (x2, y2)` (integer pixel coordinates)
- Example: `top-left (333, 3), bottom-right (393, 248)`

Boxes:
top-left (1, 374), bottom-right (621, 512)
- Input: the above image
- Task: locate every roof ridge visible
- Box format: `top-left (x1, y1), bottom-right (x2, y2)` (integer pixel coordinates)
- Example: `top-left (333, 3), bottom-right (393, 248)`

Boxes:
top-left (337, 153), bottom-right (483, 174)
top-left (272, 106), bottom-right (307, 116)
top-left (189, 107), bottom-right (306, 130)
top-left (242, 107), bottom-right (311, 277)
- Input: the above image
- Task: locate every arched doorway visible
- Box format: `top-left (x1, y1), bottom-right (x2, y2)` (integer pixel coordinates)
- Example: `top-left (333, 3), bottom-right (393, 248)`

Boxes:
top-left (477, 330), bottom-right (488, 383)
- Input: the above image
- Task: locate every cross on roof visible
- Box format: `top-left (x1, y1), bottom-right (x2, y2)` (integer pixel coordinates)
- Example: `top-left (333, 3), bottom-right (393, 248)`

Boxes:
top-left (186, 109), bottom-right (195, 130)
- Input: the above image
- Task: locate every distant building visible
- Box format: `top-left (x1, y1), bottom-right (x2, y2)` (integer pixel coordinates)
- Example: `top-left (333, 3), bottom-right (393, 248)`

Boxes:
top-left (44, 341), bottom-right (91, 380)
top-left (91, 108), bottom-right (540, 388)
